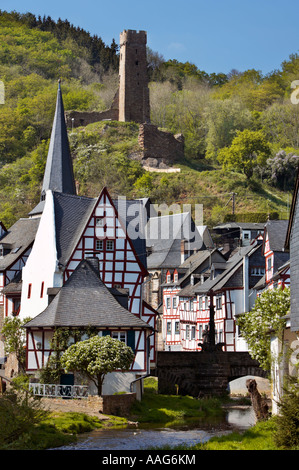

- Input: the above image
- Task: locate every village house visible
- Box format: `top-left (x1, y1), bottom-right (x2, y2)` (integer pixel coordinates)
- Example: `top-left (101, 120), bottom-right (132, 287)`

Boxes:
top-left (1, 82), bottom-right (157, 395)
top-left (269, 173), bottom-right (299, 414)
top-left (0, 218), bottom-right (40, 369)
top-left (213, 221), bottom-right (265, 253)
top-left (143, 212), bottom-right (210, 350)
top-left (162, 248), bottom-right (227, 351)
top-left (160, 239), bottom-right (265, 353)
top-left (257, 219), bottom-right (290, 292)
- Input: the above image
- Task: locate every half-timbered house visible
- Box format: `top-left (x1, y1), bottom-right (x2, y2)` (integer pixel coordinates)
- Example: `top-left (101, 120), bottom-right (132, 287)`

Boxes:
top-left (162, 248), bottom-right (226, 351)
top-left (269, 172), bottom-right (299, 413)
top-left (23, 257), bottom-right (153, 395)
top-left (162, 242), bottom-right (264, 352)
top-left (0, 218), bottom-right (40, 366)
top-left (260, 219), bottom-right (290, 290)
top-left (2, 81), bottom-right (156, 394)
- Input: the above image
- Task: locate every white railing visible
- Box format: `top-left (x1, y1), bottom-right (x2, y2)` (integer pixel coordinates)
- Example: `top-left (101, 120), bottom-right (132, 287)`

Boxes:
top-left (29, 383), bottom-right (88, 399)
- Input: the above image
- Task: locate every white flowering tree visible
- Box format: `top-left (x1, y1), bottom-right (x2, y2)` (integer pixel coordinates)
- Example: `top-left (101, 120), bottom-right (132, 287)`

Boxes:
top-left (60, 335), bottom-right (135, 396)
top-left (237, 287), bottom-right (290, 371)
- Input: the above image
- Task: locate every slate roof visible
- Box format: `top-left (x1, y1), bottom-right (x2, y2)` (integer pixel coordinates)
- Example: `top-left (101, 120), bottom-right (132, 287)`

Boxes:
top-left (52, 192), bottom-right (96, 266)
top-left (0, 218), bottom-right (40, 271)
top-left (113, 198), bottom-right (148, 270)
top-left (213, 222), bottom-right (265, 231)
top-left (264, 219), bottom-right (289, 252)
top-left (41, 81), bottom-right (76, 198)
top-left (50, 192), bottom-right (148, 271)
top-left (146, 213), bottom-right (203, 269)
top-left (2, 271), bottom-right (22, 294)
top-left (23, 259), bottom-right (151, 329)
top-left (183, 244), bottom-right (259, 296)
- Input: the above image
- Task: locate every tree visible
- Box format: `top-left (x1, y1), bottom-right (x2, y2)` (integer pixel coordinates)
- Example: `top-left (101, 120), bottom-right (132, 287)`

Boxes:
top-left (237, 287), bottom-right (290, 371)
top-left (1, 316), bottom-right (32, 373)
top-left (60, 335), bottom-right (135, 395)
top-left (265, 150), bottom-right (299, 190)
top-left (217, 129), bottom-right (271, 179)
top-left (205, 98), bottom-right (253, 160)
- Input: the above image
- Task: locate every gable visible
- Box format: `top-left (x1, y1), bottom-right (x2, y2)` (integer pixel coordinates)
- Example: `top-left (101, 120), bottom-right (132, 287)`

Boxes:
top-left (64, 188), bottom-right (148, 316)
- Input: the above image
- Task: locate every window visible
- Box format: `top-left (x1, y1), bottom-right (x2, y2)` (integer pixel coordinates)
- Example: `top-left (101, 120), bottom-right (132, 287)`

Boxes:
top-left (112, 331), bottom-right (127, 343)
top-left (27, 284), bottom-right (32, 299)
top-left (166, 297), bottom-right (171, 309)
top-left (167, 322), bottom-right (171, 334)
top-left (198, 324), bottom-right (203, 339)
top-left (218, 330), bottom-right (223, 343)
top-left (267, 257), bottom-right (272, 271)
top-left (166, 273), bottom-right (171, 283)
top-left (198, 297), bottom-right (203, 310)
top-left (191, 326), bottom-right (196, 340)
top-left (40, 282), bottom-right (44, 298)
top-left (173, 297), bottom-right (177, 309)
top-left (12, 299), bottom-right (20, 316)
top-left (174, 272), bottom-right (178, 282)
top-left (216, 296), bottom-right (222, 310)
top-left (96, 240), bottom-right (103, 251)
top-left (175, 321), bottom-right (180, 334)
top-left (186, 325), bottom-right (190, 340)
top-left (250, 266), bottom-right (265, 276)
top-left (106, 240), bottom-right (114, 251)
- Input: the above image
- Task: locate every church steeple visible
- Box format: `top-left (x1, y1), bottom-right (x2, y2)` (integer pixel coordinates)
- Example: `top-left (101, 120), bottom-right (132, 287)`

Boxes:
top-left (41, 80), bottom-right (76, 200)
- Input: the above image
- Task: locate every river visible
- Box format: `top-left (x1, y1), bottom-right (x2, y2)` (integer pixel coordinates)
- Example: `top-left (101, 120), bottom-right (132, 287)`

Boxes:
top-left (52, 406), bottom-right (256, 450)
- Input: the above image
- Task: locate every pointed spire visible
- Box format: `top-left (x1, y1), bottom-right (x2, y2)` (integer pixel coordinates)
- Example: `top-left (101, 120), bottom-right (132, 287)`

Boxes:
top-left (41, 80), bottom-right (76, 200)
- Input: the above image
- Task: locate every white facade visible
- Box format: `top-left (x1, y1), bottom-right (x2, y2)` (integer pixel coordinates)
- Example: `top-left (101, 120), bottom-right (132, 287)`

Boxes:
top-left (20, 191), bottom-right (62, 320)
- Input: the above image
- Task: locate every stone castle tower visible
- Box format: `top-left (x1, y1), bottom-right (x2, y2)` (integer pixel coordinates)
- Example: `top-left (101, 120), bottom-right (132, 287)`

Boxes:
top-left (65, 29), bottom-right (150, 127)
top-left (118, 30), bottom-right (150, 123)
top-left (118, 29), bottom-right (150, 123)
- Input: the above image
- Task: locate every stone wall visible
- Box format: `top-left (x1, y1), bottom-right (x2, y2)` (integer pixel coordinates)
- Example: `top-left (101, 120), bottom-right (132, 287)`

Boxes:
top-left (65, 90), bottom-right (119, 128)
top-left (40, 393), bottom-right (136, 417)
top-left (137, 123), bottom-right (184, 168)
top-left (157, 351), bottom-right (267, 397)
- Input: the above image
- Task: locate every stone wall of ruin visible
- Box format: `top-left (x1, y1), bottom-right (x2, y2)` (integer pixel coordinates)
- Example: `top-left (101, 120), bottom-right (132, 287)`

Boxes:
top-left (137, 123), bottom-right (184, 168)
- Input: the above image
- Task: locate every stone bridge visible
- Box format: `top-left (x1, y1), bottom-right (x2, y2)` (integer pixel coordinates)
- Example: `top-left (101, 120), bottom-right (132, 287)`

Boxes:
top-left (156, 351), bottom-right (268, 397)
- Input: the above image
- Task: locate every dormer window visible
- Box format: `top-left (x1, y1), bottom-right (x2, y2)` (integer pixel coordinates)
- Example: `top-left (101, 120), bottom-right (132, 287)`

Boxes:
top-left (0, 243), bottom-right (12, 257)
top-left (166, 272), bottom-right (171, 283)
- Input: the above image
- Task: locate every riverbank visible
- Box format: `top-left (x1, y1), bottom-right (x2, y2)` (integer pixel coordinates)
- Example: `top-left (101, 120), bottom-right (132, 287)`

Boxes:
top-left (0, 377), bottom-right (285, 450)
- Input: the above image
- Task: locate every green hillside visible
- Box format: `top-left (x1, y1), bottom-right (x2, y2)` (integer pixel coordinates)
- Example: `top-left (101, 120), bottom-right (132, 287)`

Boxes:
top-left (0, 10), bottom-right (297, 228)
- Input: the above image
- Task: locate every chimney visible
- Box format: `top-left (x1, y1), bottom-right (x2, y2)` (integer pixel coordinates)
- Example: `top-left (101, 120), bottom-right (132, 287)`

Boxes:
top-left (181, 239), bottom-right (188, 264)
top-left (85, 256), bottom-right (100, 273)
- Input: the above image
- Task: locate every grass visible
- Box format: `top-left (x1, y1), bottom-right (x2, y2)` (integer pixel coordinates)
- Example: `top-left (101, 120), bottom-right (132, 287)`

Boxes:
top-left (0, 406), bottom-right (128, 450)
top-left (183, 417), bottom-right (299, 451)
top-left (129, 377), bottom-right (226, 427)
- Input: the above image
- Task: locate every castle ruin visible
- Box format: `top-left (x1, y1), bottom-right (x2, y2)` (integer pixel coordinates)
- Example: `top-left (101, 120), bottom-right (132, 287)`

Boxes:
top-left (65, 29), bottom-right (184, 169)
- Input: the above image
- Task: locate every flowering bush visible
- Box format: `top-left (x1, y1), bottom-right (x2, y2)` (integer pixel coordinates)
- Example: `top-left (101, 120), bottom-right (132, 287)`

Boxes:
top-left (60, 335), bottom-right (135, 395)
top-left (237, 287), bottom-right (290, 371)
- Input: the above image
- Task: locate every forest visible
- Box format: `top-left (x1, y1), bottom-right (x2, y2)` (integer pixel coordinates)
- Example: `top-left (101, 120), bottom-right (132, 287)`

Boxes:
top-left (0, 10), bottom-right (299, 228)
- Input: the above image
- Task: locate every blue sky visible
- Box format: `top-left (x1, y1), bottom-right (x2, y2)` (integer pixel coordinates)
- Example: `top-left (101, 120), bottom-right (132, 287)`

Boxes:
top-left (1, 0), bottom-right (299, 75)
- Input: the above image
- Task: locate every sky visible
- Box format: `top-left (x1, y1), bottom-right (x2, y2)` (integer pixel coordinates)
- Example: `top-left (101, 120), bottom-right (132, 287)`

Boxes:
top-left (1, 0), bottom-right (299, 75)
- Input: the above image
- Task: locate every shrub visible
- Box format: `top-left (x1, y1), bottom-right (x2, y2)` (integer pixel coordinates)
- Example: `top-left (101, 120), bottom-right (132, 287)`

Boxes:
top-left (274, 377), bottom-right (299, 449)
top-left (0, 386), bottom-right (48, 449)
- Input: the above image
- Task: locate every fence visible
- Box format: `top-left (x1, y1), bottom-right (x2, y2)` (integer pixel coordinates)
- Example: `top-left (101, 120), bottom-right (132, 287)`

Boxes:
top-left (29, 383), bottom-right (88, 399)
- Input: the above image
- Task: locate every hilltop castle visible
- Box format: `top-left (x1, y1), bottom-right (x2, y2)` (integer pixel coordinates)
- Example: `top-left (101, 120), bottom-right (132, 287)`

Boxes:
top-left (65, 29), bottom-right (184, 169)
